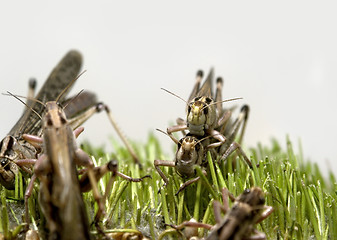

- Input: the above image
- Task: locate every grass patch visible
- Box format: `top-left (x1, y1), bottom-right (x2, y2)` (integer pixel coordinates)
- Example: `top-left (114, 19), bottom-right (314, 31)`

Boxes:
top-left (0, 134), bottom-right (336, 239)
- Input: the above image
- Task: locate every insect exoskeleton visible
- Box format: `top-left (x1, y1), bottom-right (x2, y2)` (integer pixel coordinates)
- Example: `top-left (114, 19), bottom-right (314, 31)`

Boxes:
top-left (0, 50), bottom-right (82, 190)
top-left (175, 134), bottom-right (206, 178)
top-left (165, 187), bottom-right (273, 240)
top-left (187, 95), bottom-right (218, 136)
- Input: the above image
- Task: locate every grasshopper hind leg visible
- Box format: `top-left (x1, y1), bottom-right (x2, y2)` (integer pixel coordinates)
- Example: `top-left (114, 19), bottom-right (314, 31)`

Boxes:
top-left (219, 105), bottom-right (252, 167)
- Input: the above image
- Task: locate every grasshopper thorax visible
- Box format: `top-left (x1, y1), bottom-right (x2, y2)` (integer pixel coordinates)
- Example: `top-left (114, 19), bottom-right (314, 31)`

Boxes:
top-left (187, 96), bottom-right (217, 136)
top-left (175, 135), bottom-right (205, 178)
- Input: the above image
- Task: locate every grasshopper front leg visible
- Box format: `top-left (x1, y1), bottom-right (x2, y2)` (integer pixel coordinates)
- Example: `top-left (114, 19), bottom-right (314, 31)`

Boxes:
top-left (154, 159), bottom-right (175, 192)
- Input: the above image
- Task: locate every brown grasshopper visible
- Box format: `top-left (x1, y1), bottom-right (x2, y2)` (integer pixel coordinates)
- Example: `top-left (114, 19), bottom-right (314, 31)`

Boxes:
top-left (166, 69), bottom-right (251, 164)
top-left (154, 131), bottom-right (210, 194)
top-left (155, 69), bottom-right (253, 193)
top-left (19, 72), bottom-right (151, 238)
top-left (1, 51), bottom-right (140, 191)
top-left (166, 69), bottom-right (241, 148)
top-left (23, 99), bottom-right (104, 240)
top-left (0, 50), bottom-right (82, 190)
top-left (154, 104), bottom-right (252, 194)
top-left (168, 187), bottom-right (273, 240)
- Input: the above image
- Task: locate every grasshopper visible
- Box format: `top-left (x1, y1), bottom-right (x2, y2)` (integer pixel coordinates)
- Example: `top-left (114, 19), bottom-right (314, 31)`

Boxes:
top-left (166, 69), bottom-right (239, 148)
top-left (23, 99), bottom-right (104, 240)
top-left (1, 50), bottom-right (141, 190)
top-left (155, 69), bottom-right (253, 193)
top-left (154, 131), bottom-right (210, 194)
top-left (20, 72), bottom-right (151, 238)
top-left (154, 103), bottom-right (252, 194)
top-left (0, 50), bottom-right (82, 190)
top-left (168, 187), bottom-right (273, 240)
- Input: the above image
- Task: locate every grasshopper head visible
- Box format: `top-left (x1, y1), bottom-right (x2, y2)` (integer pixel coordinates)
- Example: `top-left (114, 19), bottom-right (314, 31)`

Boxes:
top-left (238, 187), bottom-right (265, 207)
top-left (175, 136), bottom-right (204, 178)
top-left (43, 102), bottom-right (68, 129)
top-left (187, 96), bottom-right (216, 135)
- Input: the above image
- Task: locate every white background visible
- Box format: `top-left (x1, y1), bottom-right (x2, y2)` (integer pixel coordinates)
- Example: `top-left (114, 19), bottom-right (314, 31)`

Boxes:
top-left (0, 1), bottom-right (336, 175)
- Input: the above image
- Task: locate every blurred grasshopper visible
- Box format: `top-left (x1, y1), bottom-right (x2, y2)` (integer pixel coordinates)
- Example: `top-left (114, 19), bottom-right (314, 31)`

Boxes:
top-left (0, 50), bottom-right (82, 190)
top-left (20, 72), bottom-right (150, 238)
top-left (168, 187), bottom-right (273, 240)
top-left (78, 159), bottom-right (151, 227)
top-left (0, 51), bottom-right (140, 190)
top-left (23, 85), bottom-right (104, 240)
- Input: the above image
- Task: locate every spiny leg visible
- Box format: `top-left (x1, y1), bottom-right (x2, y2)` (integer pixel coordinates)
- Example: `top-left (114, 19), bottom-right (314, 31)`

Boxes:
top-left (219, 105), bottom-right (252, 167)
top-left (217, 109), bottom-right (232, 135)
top-left (67, 102), bottom-right (141, 167)
top-left (176, 168), bottom-right (207, 195)
top-left (224, 105), bottom-right (249, 146)
top-left (175, 177), bottom-right (201, 195)
top-left (101, 104), bottom-right (142, 167)
top-left (219, 141), bottom-right (252, 167)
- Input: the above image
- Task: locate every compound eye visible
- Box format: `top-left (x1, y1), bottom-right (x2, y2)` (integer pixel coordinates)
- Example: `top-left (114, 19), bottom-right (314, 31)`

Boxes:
top-left (195, 143), bottom-right (201, 152)
top-left (178, 139), bottom-right (183, 148)
top-left (60, 116), bottom-right (67, 124)
top-left (205, 97), bottom-right (212, 104)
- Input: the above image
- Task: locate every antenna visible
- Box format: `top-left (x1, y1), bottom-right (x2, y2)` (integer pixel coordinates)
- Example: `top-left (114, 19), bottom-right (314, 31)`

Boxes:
top-left (161, 88), bottom-right (188, 104)
top-left (4, 91), bottom-right (43, 120)
top-left (62, 89), bottom-right (84, 110)
top-left (56, 70), bottom-right (87, 103)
